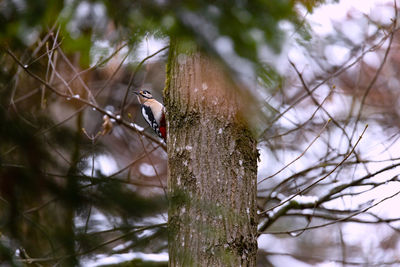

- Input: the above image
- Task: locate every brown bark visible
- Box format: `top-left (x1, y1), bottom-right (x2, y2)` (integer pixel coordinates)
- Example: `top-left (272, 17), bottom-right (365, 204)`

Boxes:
top-left (165, 42), bottom-right (258, 267)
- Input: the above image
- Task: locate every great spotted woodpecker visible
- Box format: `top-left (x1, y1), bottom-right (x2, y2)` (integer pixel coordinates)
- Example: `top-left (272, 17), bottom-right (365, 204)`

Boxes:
top-left (134, 90), bottom-right (166, 140)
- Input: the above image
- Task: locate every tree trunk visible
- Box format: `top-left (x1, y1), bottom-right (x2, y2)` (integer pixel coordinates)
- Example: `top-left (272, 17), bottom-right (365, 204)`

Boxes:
top-left (165, 41), bottom-right (258, 267)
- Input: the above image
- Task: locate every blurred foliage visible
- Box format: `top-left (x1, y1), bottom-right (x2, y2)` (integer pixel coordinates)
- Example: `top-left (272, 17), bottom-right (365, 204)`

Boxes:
top-left (1, 0), bottom-right (327, 66)
top-left (0, 102), bottom-right (167, 264)
top-left (0, 48), bottom-right (167, 264)
top-left (0, 0), bottom-right (63, 47)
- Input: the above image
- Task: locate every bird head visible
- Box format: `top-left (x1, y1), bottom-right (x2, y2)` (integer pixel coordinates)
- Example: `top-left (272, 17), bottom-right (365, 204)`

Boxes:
top-left (134, 90), bottom-right (153, 104)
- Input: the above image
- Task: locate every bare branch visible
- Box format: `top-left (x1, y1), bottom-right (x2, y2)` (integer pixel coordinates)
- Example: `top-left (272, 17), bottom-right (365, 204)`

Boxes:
top-left (5, 48), bottom-right (166, 150)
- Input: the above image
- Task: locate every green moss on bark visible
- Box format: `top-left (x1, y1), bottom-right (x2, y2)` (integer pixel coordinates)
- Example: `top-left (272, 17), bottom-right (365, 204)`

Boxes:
top-left (166, 41), bottom-right (258, 267)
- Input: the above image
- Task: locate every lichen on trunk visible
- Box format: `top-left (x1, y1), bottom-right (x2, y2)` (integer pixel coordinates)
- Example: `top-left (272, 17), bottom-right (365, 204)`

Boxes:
top-left (165, 40), bottom-right (258, 267)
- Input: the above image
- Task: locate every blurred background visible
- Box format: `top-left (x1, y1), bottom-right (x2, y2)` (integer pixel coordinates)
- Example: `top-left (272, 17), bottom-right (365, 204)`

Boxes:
top-left (1, 0), bottom-right (400, 266)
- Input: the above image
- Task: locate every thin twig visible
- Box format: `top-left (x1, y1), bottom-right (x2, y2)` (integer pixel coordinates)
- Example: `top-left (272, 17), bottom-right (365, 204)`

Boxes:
top-left (5, 48), bottom-right (166, 150)
top-left (264, 187), bottom-right (400, 235)
top-left (119, 45), bottom-right (169, 117)
top-left (258, 118), bottom-right (331, 185)
top-left (258, 125), bottom-right (368, 234)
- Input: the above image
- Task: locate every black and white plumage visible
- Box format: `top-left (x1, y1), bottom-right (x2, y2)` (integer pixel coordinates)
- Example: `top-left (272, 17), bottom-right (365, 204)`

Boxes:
top-left (134, 90), bottom-right (166, 140)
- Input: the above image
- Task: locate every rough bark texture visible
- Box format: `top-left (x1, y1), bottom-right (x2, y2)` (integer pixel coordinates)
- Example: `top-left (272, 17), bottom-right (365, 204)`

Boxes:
top-left (165, 42), bottom-right (258, 267)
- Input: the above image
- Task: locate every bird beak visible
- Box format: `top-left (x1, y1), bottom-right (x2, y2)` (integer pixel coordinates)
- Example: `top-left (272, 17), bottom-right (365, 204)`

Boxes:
top-left (133, 91), bottom-right (139, 95)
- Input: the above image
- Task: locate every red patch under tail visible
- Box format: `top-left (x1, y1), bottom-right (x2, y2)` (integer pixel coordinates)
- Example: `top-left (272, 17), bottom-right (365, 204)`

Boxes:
top-left (159, 113), bottom-right (166, 140)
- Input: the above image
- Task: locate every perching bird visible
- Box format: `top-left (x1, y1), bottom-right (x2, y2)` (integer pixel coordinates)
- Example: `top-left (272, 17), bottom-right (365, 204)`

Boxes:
top-left (134, 90), bottom-right (166, 140)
